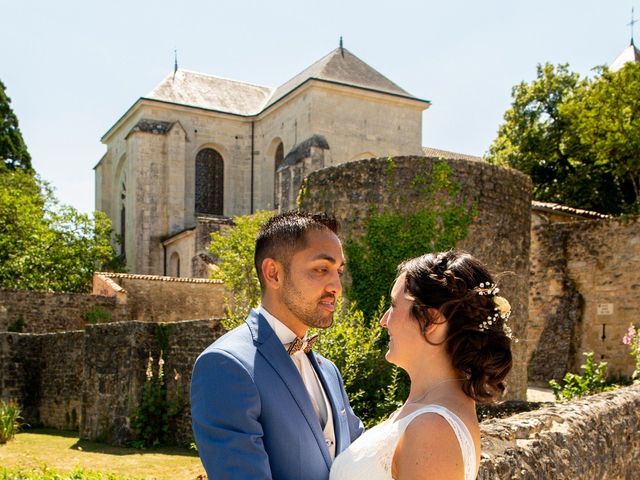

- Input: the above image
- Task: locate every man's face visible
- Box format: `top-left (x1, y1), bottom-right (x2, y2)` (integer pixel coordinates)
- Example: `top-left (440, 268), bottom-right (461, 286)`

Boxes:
top-left (279, 229), bottom-right (345, 331)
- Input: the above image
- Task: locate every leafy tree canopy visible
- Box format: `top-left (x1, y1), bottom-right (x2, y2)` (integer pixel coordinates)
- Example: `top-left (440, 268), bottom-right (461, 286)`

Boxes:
top-left (0, 79), bottom-right (32, 172)
top-left (0, 168), bottom-right (122, 292)
top-left (487, 61), bottom-right (640, 214)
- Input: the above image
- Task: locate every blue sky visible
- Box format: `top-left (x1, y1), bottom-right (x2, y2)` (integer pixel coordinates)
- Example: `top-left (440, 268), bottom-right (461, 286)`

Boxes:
top-left (1, 0), bottom-right (634, 213)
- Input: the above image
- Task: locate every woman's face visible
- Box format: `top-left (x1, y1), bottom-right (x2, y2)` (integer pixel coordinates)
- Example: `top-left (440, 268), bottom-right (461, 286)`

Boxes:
top-left (379, 273), bottom-right (425, 368)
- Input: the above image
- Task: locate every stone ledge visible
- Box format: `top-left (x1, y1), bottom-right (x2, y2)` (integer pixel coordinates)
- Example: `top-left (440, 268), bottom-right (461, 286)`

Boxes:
top-left (95, 272), bottom-right (223, 284)
top-left (479, 384), bottom-right (640, 479)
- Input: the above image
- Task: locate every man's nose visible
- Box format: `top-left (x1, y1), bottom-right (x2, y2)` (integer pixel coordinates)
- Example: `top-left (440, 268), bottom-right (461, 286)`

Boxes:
top-left (379, 310), bottom-right (389, 328)
top-left (327, 270), bottom-right (342, 296)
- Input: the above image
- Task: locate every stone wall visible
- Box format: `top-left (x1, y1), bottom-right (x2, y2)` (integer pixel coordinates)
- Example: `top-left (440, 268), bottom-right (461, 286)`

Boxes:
top-left (0, 331), bottom-right (84, 430)
top-left (276, 135), bottom-right (329, 212)
top-left (80, 319), bottom-right (222, 445)
top-left (0, 289), bottom-right (126, 333)
top-left (529, 216), bottom-right (640, 383)
top-left (478, 384), bottom-right (640, 479)
top-left (299, 156), bottom-right (532, 400)
top-left (94, 272), bottom-right (226, 322)
top-left (192, 215), bottom-right (234, 278)
top-left (1, 319), bottom-right (223, 444)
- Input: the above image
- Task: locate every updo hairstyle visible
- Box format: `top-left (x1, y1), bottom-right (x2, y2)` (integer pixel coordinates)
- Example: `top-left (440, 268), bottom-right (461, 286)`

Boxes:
top-left (398, 250), bottom-right (513, 404)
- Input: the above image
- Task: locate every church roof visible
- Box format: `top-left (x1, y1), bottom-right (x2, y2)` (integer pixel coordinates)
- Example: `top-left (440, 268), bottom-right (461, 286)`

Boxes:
top-left (103, 47), bottom-right (428, 140)
top-left (144, 69), bottom-right (273, 116)
top-left (143, 48), bottom-right (426, 116)
top-left (264, 47), bottom-right (425, 109)
top-left (610, 40), bottom-right (640, 72)
top-left (422, 146), bottom-right (482, 162)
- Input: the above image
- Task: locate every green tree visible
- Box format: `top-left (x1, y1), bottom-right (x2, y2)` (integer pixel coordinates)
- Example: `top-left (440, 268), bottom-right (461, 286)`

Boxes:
top-left (563, 62), bottom-right (640, 212)
top-left (0, 169), bottom-right (121, 292)
top-left (209, 210), bottom-right (275, 326)
top-left (0, 79), bottom-right (32, 172)
top-left (487, 63), bottom-right (624, 213)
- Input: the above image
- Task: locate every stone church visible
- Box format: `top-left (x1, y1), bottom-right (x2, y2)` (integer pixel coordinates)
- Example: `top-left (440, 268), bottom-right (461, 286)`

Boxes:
top-left (95, 46), bottom-right (430, 276)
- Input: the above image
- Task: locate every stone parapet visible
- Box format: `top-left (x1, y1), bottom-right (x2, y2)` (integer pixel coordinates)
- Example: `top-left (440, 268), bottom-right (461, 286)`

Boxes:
top-left (0, 289), bottom-right (125, 334)
top-left (479, 384), bottom-right (640, 479)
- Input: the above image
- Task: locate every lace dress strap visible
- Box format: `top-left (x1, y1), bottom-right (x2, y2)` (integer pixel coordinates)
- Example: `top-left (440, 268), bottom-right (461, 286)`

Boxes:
top-left (396, 405), bottom-right (477, 480)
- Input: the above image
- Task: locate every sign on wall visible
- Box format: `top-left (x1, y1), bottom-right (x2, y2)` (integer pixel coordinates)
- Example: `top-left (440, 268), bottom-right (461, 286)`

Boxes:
top-left (597, 303), bottom-right (614, 315)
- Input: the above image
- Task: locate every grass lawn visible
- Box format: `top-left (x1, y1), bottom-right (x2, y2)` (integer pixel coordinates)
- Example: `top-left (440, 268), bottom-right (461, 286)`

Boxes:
top-left (0, 429), bottom-right (206, 480)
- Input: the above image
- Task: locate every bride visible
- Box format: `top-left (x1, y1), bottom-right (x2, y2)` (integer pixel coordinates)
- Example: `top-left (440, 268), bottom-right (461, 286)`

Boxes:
top-left (330, 251), bottom-right (513, 480)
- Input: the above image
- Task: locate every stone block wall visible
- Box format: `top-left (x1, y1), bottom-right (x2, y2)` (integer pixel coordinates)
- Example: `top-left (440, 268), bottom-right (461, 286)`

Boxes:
top-left (299, 156), bottom-right (532, 400)
top-left (2, 320), bottom-right (222, 443)
top-left (478, 384), bottom-right (640, 479)
top-left (192, 215), bottom-right (234, 278)
top-left (0, 289), bottom-right (125, 333)
top-left (94, 272), bottom-right (226, 322)
top-left (529, 216), bottom-right (640, 382)
top-left (79, 319), bottom-right (223, 445)
top-left (0, 331), bottom-right (84, 429)
top-left (37, 331), bottom-right (84, 430)
top-left (0, 332), bottom-right (43, 423)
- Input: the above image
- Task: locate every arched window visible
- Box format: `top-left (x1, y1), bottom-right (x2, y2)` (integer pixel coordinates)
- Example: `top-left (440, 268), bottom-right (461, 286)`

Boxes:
top-left (274, 141), bottom-right (284, 207)
top-left (170, 252), bottom-right (180, 277)
top-left (274, 142), bottom-right (284, 171)
top-left (119, 175), bottom-right (126, 258)
top-left (195, 148), bottom-right (224, 215)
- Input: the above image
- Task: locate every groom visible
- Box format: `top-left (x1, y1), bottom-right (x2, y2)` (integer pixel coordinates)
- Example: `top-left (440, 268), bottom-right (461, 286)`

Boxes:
top-left (191, 211), bottom-right (364, 479)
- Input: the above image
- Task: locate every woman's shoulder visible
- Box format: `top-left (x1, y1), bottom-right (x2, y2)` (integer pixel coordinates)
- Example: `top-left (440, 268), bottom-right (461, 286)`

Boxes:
top-left (394, 411), bottom-right (466, 480)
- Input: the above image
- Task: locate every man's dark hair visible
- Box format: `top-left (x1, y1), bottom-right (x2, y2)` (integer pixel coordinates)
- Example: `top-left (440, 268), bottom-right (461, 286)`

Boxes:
top-left (254, 211), bottom-right (339, 289)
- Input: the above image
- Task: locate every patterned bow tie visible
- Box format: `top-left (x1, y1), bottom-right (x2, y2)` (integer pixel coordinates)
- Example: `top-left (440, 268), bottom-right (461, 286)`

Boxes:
top-left (287, 334), bottom-right (319, 355)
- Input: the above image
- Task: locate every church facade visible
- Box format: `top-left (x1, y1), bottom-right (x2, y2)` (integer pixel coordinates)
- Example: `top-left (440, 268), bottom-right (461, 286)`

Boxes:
top-left (95, 47), bottom-right (430, 276)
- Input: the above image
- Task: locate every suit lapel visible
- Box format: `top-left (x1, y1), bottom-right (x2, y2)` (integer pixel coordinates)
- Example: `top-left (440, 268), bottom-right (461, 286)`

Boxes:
top-left (246, 311), bottom-right (332, 468)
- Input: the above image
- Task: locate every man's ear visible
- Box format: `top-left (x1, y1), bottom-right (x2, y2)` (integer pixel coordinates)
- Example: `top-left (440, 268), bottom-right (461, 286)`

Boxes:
top-left (261, 258), bottom-right (282, 289)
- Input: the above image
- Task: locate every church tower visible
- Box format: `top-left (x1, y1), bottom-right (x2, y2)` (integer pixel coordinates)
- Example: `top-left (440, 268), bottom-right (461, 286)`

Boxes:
top-left (95, 46), bottom-right (430, 276)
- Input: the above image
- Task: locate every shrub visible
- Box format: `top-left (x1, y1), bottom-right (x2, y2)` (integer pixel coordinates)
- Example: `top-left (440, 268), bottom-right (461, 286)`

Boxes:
top-left (209, 210), bottom-right (275, 330)
top-left (130, 351), bottom-right (184, 447)
top-left (548, 352), bottom-right (617, 401)
top-left (82, 306), bottom-right (111, 324)
top-left (0, 400), bottom-right (22, 444)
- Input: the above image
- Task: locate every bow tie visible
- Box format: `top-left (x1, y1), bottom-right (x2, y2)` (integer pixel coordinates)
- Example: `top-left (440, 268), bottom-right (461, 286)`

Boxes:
top-left (287, 334), bottom-right (319, 355)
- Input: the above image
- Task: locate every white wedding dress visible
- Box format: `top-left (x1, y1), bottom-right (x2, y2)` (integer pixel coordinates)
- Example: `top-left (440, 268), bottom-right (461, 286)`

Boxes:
top-left (330, 404), bottom-right (477, 480)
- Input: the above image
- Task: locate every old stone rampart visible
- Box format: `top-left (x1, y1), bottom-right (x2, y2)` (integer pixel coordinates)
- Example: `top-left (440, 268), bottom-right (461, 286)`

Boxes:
top-left (1, 319), bottom-right (223, 444)
top-left (479, 384), bottom-right (640, 479)
top-left (0, 330), bottom-right (84, 430)
top-left (529, 215), bottom-right (640, 382)
top-left (0, 289), bottom-right (125, 333)
top-left (299, 155), bottom-right (532, 400)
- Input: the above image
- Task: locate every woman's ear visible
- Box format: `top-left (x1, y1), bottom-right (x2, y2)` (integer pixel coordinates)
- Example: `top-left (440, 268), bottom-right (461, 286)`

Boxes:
top-left (261, 258), bottom-right (282, 290)
top-left (424, 308), bottom-right (447, 343)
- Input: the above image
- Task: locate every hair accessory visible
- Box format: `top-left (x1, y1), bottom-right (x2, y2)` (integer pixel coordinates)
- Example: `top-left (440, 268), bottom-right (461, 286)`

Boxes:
top-left (475, 282), bottom-right (516, 340)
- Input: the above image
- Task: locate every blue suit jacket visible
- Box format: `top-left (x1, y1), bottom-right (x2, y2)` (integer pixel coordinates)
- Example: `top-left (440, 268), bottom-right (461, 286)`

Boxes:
top-left (191, 309), bottom-right (364, 479)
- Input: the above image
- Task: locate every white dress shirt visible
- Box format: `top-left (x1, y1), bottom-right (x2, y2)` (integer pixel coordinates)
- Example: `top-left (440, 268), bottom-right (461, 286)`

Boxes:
top-left (258, 305), bottom-right (336, 458)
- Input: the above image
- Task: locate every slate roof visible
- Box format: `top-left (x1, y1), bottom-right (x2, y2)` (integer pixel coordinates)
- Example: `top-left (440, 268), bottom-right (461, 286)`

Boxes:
top-left (264, 47), bottom-right (425, 109)
top-left (142, 48), bottom-right (427, 117)
top-left (610, 40), bottom-right (640, 72)
top-left (422, 147), bottom-right (482, 162)
top-left (145, 69), bottom-right (273, 116)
